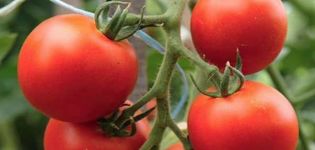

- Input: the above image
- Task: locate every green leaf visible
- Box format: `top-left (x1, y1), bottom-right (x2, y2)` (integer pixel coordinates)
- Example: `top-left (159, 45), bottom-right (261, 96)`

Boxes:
top-left (0, 95), bottom-right (29, 124)
top-left (0, 33), bottom-right (17, 65)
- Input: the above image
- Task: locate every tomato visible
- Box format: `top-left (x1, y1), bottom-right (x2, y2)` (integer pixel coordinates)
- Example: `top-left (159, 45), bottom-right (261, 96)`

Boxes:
top-left (167, 142), bottom-right (184, 150)
top-left (18, 14), bottom-right (138, 122)
top-left (191, 0), bottom-right (287, 74)
top-left (188, 81), bottom-right (298, 150)
top-left (44, 118), bottom-right (149, 150)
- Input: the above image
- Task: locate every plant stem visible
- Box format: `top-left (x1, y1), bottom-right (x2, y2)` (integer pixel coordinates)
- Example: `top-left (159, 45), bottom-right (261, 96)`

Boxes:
top-left (124, 13), bottom-right (167, 26)
top-left (141, 96), bottom-right (172, 150)
top-left (179, 45), bottom-right (222, 88)
top-left (140, 0), bottom-right (195, 149)
top-left (140, 35), bottom-right (179, 149)
top-left (266, 65), bottom-right (310, 150)
top-left (168, 118), bottom-right (191, 149)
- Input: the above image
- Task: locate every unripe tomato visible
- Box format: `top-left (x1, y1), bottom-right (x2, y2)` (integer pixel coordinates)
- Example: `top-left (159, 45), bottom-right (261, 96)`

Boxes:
top-left (188, 81), bottom-right (298, 150)
top-left (44, 118), bottom-right (149, 150)
top-left (191, 0), bottom-right (287, 74)
top-left (18, 14), bottom-right (138, 122)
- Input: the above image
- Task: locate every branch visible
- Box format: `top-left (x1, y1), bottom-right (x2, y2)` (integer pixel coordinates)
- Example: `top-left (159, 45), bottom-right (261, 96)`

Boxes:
top-left (124, 13), bottom-right (167, 27)
top-left (179, 45), bottom-right (222, 84)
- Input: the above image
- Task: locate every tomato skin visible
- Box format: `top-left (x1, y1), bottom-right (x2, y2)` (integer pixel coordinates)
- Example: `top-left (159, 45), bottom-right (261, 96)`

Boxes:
top-left (188, 81), bottom-right (298, 150)
top-left (191, 0), bottom-right (287, 74)
top-left (44, 118), bottom-right (149, 150)
top-left (18, 14), bottom-right (138, 122)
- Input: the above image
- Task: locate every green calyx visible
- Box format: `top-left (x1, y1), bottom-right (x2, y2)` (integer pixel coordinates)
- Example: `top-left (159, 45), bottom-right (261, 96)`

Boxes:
top-left (94, 1), bottom-right (145, 41)
top-left (97, 103), bottom-right (155, 137)
top-left (191, 50), bottom-right (245, 98)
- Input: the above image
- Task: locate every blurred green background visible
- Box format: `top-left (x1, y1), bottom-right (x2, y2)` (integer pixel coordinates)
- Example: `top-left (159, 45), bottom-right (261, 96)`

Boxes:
top-left (0, 0), bottom-right (315, 149)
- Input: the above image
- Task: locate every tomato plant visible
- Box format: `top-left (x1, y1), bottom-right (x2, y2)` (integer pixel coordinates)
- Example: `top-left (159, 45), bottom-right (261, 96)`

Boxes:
top-left (18, 14), bottom-right (138, 123)
top-left (1, 0), bottom-right (315, 150)
top-left (44, 118), bottom-right (149, 150)
top-left (191, 0), bottom-right (287, 74)
top-left (188, 81), bottom-right (299, 150)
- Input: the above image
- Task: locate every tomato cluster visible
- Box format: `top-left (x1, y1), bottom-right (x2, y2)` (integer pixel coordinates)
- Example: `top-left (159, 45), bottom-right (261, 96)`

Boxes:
top-left (17, 0), bottom-right (299, 149)
top-left (188, 0), bottom-right (298, 150)
top-left (18, 14), bottom-right (146, 150)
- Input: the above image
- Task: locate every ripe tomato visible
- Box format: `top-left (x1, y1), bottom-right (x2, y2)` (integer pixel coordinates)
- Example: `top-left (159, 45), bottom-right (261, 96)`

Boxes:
top-left (188, 81), bottom-right (298, 150)
top-left (167, 142), bottom-right (184, 150)
top-left (191, 0), bottom-right (287, 74)
top-left (18, 14), bottom-right (138, 122)
top-left (44, 118), bottom-right (149, 150)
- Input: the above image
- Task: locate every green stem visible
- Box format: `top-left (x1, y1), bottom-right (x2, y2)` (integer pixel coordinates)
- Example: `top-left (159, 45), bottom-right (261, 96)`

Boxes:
top-left (266, 65), bottom-right (310, 150)
top-left (124, 88), bottom-right (158, 116)
top-left (140, 0), bottom-right (192, 149)
top-left (141, 96), bottom-right (171, 150)
top-left (179, 45), bottom-right (222, 89)
top-left (124, 13), bottom-right (167, 27)
top-left (140, 35), bottom-right (179, 149)
top-left (168, 118), bottom-right (191, 149)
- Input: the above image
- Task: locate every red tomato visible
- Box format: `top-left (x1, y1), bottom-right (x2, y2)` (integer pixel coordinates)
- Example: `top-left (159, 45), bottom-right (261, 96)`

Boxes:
top-left (188, 81), bottom-right (298, 150)
top-left (18, 14), bottom-right (138, 122)
top-left (44, 118), bottom-right (149, 150)
top-left (191, 0), bottom-right (287, 74)
top-left (167, 142), bottom-right (184, 150)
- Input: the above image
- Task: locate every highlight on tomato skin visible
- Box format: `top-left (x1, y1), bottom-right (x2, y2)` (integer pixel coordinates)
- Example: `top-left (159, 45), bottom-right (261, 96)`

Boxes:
top-left (44, 118), bottom-right (150, 150)
top-left (17, 14), bottom-right (138, 123)
top-left (191, 0), bottom-right (287, 74)
top-left (188, 81), bottom-right (299, 150)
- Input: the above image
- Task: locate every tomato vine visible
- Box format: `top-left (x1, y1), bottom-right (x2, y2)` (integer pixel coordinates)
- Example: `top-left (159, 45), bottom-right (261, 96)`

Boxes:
top-left (1, 0), bottom-right (315, 150)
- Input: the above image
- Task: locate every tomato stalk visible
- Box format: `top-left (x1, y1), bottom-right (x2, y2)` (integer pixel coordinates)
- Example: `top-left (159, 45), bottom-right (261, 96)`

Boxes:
top-left (266, 65), bottom-right (310, 150)
top-left (113, 0), bottom-right (246, 148)
top-left (113, 0), bottom-right (212, 149)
